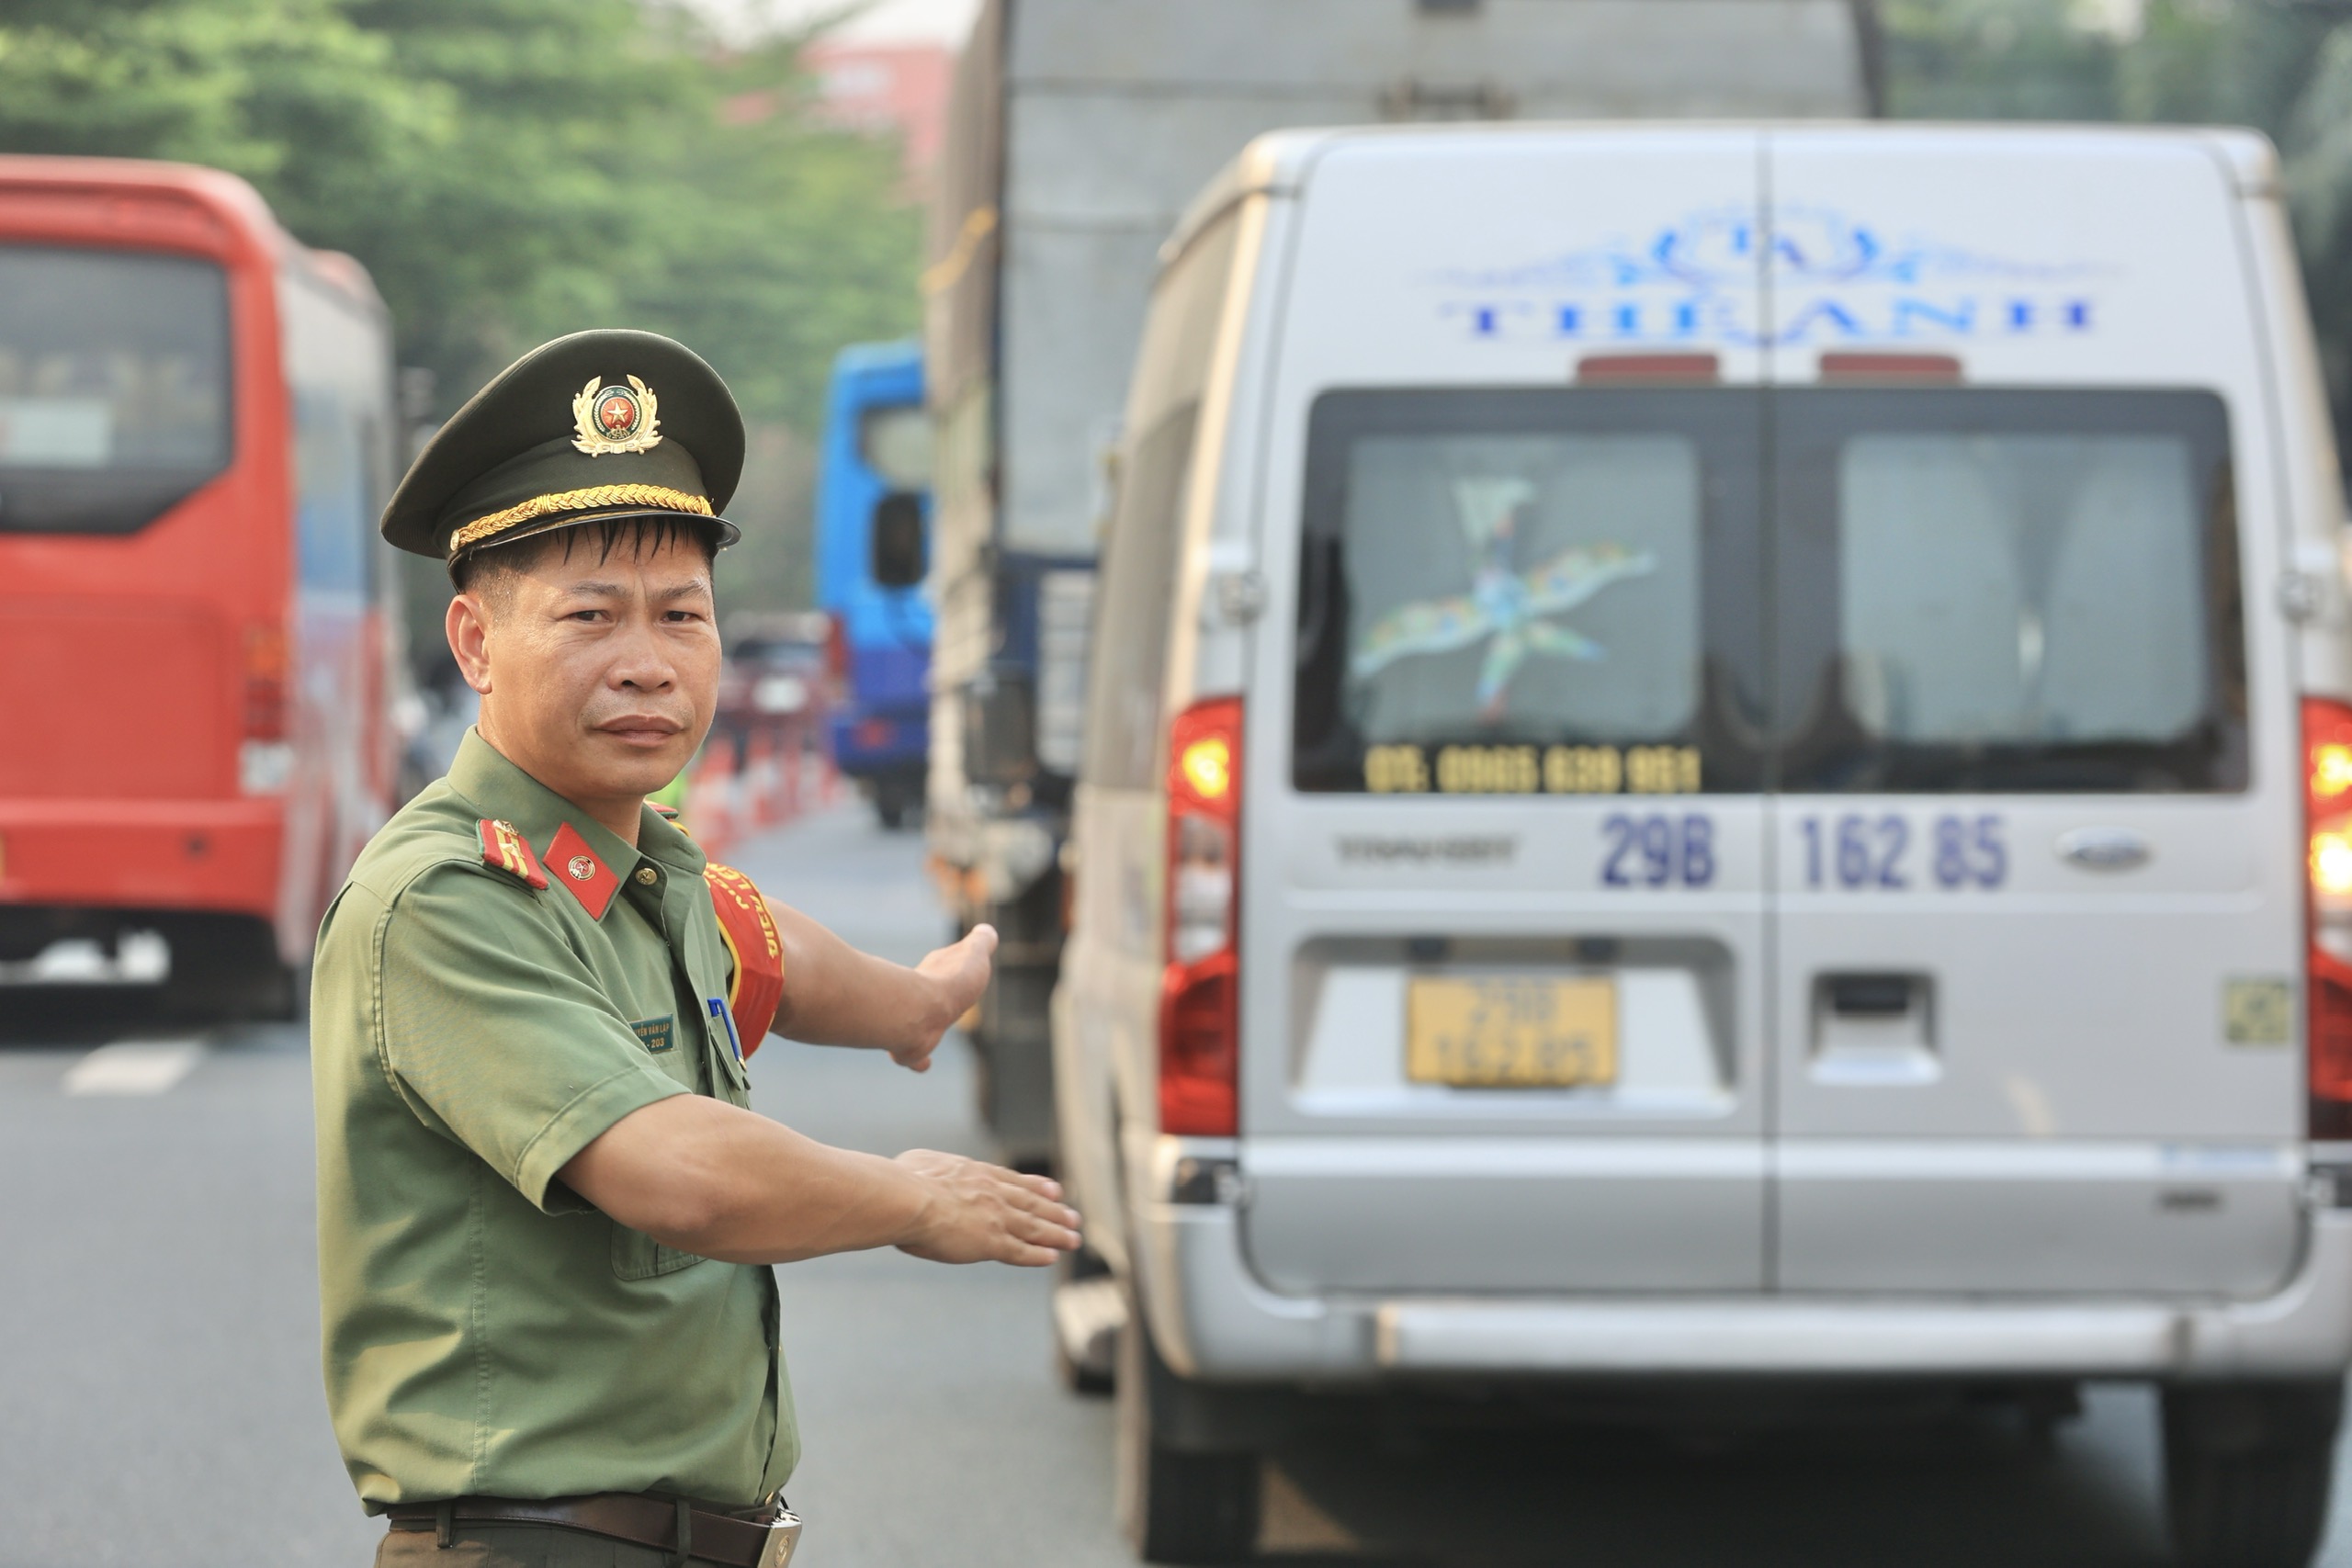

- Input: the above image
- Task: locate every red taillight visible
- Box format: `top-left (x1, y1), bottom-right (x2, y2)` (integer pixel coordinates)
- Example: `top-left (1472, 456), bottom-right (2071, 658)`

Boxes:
top-left (2305, 697), bottom-right (2352, 1134)
top-left (1159, 696), bottom-right (1241, 1135)
top-left (243, 623), bottom-right (288, 740)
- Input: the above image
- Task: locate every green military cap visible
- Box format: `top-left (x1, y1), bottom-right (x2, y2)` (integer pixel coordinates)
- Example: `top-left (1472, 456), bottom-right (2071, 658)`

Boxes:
top-left (382, 328), bottom-right (745, 563)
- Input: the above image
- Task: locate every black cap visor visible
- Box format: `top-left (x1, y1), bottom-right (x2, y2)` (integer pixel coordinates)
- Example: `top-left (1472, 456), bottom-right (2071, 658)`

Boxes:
top-left (446, 506), bottom-right (739, 575)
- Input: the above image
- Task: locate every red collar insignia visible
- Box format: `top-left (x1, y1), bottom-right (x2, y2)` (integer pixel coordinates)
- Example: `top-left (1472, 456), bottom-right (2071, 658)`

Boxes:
top-left (545, 822), bottom-right (619, 919)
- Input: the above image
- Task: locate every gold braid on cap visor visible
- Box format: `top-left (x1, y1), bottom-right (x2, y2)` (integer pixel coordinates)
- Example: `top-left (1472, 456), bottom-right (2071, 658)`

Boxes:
top-left (447, 483), bottom-right (714, 556)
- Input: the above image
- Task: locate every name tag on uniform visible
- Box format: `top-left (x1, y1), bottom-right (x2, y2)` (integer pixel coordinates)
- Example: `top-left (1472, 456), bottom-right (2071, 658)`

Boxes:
top-left (631, 1016), bottom-right (674, 1055)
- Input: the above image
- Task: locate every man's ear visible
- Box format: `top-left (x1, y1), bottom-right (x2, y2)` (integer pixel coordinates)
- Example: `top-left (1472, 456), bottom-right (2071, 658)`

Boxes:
top-left (447, 593), bottom-right (494, 695)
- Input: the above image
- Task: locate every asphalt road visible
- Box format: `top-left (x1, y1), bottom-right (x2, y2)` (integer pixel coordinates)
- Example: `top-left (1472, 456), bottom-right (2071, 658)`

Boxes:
top-left (8, 800), bottom-right (2352, 1567)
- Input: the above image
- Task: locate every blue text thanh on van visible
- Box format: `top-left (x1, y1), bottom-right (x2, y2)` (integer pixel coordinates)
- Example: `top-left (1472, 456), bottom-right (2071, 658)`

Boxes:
top-left (1430, 206), bottom-right (2109, 348)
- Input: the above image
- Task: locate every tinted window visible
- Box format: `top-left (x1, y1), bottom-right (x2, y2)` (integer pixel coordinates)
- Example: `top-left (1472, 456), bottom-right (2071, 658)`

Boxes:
top-left (1775, 389), bottom-right (2244, 793)
top-left (1079, 209), bottom-right (1242, 793)
top-left (1082, 405), bottom-right (1198, 790)
top-left (1294, 389), bottom-right (1764, 795)
top-left (294, 389), bottom-right (372, 593)
top-left (869, 491), bottom-right (926, 588)
top-left (0, 245), bottom-right (232, 534)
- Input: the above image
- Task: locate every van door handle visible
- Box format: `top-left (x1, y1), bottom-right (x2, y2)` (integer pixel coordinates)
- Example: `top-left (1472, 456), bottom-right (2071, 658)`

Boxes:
top-left (1810, 974), bottom-right (1939, 1081)
top-left (1824, 975), bottom-right (1916, 1017)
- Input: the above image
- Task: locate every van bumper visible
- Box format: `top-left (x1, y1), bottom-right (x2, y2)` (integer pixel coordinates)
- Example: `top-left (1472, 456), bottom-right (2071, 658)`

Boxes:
top-left (1131, 1143), bottom-right (2352, 1383)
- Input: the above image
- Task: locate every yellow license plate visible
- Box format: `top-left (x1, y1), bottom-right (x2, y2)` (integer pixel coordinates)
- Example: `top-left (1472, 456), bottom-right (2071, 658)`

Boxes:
top-left (1406, 974), bottom-right (1618, 1089)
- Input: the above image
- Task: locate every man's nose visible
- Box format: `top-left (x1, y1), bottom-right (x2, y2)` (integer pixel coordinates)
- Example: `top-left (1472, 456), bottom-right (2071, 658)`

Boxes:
top-left (609, 614), bottom-right (677, 689)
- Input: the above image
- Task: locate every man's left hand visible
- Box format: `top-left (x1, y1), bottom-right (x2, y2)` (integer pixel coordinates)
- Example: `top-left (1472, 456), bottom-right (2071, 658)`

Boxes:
top-left (761, 899), bottom-right (999, 1066)
top-left (892, 923), bottom-right (997, 1072)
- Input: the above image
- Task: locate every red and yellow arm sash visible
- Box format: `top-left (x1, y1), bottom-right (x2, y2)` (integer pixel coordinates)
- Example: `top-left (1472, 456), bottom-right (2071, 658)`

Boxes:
top-left (703, 863), bottom-right (785, 1056)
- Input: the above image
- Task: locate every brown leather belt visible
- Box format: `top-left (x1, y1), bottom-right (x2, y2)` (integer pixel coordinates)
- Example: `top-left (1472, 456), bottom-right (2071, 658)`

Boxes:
top-left (386, 1493), bottom-right (789, 1567)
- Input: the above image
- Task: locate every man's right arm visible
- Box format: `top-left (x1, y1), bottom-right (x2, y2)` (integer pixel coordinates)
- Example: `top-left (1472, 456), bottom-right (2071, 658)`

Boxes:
top-left (556, 1094), bottom-right (1080, 1267)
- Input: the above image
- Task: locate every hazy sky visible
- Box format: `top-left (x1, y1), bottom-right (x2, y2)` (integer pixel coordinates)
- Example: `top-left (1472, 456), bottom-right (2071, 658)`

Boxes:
top-left (690, 0), bottom-right (982, 45)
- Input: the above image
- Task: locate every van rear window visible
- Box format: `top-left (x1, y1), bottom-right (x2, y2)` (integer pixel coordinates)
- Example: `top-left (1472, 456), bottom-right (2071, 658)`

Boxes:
top-left (1776, 389), bottom-right (2244, 794)
top-left (0, 244), bottom-right (232, 535)
top-left (1293, 389), bottom-right (1766, 795)
top-left (1293, 387), bottom-right (2243, 795)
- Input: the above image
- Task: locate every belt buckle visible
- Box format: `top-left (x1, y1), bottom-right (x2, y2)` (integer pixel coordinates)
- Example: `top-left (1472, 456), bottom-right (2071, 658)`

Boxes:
top-left (754, 1509), bottom-right (802, 1568)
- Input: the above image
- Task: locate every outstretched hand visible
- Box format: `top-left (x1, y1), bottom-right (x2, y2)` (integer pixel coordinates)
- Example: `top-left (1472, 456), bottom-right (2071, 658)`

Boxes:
top-left (893, 1147), bottom-right (1080, 1266)
top-left (889, 923), bottom-right (997, 1073)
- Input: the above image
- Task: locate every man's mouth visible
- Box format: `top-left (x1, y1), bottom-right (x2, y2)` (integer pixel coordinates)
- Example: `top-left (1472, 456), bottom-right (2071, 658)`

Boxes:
top-left (594, 715), bottom-right (689, 747)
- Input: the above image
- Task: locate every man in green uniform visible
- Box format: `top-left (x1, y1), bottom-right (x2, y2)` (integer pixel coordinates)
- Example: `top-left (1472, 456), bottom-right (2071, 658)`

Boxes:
top-left (312, 330), bottom-right (1079, 1567)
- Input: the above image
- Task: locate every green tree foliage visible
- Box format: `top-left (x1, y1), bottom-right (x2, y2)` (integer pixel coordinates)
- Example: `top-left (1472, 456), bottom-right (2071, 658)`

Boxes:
top-left (0, 0), bottom-right (921, 631)
top-left (0, 0), bottom-right (920, 429)
top-left (1883, 0), bottom-right (2120, 119)
top-left (1882, 0), bottom-right (2352, 462)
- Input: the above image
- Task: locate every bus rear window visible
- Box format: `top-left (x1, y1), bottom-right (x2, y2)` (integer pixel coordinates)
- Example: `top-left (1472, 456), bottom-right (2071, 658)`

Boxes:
top-left (0, 245), bottom-right (232, 534)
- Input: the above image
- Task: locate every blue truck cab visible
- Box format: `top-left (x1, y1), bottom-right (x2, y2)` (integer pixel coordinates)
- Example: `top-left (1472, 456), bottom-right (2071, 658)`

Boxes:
top-left (815, 340), bottom-right (933, 828)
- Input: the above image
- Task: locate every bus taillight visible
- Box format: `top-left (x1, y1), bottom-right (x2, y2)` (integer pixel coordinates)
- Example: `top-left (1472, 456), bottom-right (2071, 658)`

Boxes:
top-left (240, 623), bottom-right (293, 795)
top-left (243, 623), bottom-right (288, 740)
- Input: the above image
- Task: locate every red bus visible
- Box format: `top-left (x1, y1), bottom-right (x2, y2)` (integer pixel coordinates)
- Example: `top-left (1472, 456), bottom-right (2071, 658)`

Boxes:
top-left (0, 157), bottom-right (402, 1019)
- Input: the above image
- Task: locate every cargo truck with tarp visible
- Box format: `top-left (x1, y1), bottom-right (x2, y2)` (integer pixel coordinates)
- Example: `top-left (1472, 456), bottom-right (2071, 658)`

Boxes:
top-left (924, 0), bottom-right (1885, 1165)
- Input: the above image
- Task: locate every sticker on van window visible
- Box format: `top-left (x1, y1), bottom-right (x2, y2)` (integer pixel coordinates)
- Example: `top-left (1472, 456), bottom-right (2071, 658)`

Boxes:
top-left (1366, 742), bottom-right (1700, 796)
top-left (1349, 479), bottom-right (1656, 723)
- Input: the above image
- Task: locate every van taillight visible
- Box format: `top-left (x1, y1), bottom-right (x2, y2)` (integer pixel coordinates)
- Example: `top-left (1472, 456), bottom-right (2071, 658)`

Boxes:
top-left (243, 624), bottom-right (288, 740)
top-left (1159, 696), bottom-right (1241, 1135)
top-left (2306, 697), bottom-right (2352, 1135)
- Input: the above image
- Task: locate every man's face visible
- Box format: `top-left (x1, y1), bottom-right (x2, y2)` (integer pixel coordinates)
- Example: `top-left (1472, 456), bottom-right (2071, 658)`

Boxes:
top-left (449, 530), bottom-right (719, 809)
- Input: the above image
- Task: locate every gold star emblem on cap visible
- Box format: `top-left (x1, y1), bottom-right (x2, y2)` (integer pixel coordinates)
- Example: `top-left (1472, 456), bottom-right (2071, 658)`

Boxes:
top-left (571, 375), bottom-right (662, 457)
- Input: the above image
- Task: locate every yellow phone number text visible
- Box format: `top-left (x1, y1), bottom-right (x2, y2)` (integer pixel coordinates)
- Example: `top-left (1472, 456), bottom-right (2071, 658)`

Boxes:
top-left (1363, 743), bottom-right (1702, 796)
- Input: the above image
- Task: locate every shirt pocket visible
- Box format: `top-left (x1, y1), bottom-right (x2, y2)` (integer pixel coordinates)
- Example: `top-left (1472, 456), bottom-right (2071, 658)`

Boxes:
top-left (612, 1222), bottom-right (710, 1282)
top-left (700, 995), bottom-right (753, 1102)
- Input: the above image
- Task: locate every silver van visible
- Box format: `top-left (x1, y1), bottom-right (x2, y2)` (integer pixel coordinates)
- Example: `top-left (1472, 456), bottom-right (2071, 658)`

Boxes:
top-left (1052, 123), bottom-right (2352, 1566)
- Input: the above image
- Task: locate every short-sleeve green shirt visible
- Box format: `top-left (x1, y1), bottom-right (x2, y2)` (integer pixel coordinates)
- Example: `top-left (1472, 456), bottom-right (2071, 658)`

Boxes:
top-left (311, 730), bottom-right (795, 1511)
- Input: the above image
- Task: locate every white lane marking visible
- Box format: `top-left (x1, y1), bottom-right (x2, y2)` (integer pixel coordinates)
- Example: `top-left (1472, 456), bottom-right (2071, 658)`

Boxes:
top-left (63, 1041), bottom-right (209, 1097)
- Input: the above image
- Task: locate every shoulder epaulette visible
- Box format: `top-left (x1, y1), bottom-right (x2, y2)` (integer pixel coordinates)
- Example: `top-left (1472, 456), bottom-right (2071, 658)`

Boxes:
top-left (704, 863), bottom-right (783, 1055)
top-left (478, 818), bottom-right (549, 890)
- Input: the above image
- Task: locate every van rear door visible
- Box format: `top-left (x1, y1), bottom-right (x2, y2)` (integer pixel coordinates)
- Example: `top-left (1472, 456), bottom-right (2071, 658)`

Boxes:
top-left (1762, 131), bottom-right (2305, 1296)
top-left (1240, 133), bottom-right (1774, 1293)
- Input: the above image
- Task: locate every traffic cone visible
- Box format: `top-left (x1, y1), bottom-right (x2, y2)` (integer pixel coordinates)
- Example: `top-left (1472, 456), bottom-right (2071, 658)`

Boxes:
top-left (745, 728), bottom-right (779, 827)
top-left (691, 735), bottom-right (739, 855)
